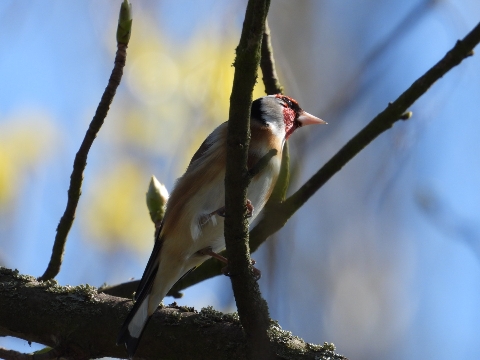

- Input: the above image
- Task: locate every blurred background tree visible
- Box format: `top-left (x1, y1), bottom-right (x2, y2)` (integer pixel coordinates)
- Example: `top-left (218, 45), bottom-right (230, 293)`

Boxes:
top-left (0, 1), bottom-right (480, 359)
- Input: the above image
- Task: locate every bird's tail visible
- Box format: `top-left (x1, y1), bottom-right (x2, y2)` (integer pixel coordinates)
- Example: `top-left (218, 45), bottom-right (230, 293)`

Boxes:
top-left (116, 263), bottom-right (158, 359)
top-left (117, 253), bottom-right (187, 358)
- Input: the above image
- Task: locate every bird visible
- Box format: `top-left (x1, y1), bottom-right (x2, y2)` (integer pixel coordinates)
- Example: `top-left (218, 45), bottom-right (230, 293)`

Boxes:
top-left (117, 94), bottom-right (326, 358)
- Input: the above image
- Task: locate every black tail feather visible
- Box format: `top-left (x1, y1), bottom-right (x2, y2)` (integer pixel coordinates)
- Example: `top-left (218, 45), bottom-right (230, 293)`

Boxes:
top-left (117, 329), bottom-right (141, 359)
top-left (117, 264), bottom-right (159, 358)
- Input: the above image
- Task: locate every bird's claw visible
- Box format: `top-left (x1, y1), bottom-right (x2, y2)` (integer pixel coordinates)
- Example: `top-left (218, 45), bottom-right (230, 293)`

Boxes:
top-left (221, 259), bottom-right (261, 280)
top-left (245, 199), bottom-right (254, 218)
top-left (252, 265), bottom-right (261, 281)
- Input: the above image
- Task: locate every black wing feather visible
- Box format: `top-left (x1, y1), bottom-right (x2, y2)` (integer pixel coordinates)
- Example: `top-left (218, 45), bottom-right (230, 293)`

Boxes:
top-left (134, 222), bottom-right (164, 301)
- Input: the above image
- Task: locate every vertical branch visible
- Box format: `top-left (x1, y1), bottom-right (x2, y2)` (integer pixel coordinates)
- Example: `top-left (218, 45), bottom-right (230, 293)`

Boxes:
top-left (250, 20), bottom-right (289, 254)
top-left (260, 20), bottom-right (289, 203)
top-left (38, 1), bottom-right (132, 281)
top-left (224, 0), bottom-right (273, 358)
top-left (260, 21), bottom-right (284, 96)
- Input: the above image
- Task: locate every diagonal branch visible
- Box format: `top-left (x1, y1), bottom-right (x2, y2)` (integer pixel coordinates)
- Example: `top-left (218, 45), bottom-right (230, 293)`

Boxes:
top-left (38, 1), bottom-right (132, 281)
top-left (103, 20), bottom-right (480, 304)
top-left (269, 21), bottom-right (480, 233)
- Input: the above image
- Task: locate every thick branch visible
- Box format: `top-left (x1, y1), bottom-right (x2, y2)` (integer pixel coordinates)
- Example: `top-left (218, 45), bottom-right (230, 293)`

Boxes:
top-left (0, 268), bottom-right (345, 360)
top-left (102, 19), bottom-right (289, 299)
top-left (224, 0), bottom-right (273, 358)
top-left (39, 4), bottom-right (132, 281)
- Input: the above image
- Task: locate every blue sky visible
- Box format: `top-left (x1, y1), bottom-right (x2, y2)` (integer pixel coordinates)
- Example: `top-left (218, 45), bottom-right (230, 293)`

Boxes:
top-left (1, 1), bottom-right (480, 359)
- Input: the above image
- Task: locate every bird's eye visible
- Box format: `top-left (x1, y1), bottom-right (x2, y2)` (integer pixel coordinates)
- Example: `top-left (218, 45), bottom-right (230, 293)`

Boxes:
top-left (284, 98), bottom-right (293, 108)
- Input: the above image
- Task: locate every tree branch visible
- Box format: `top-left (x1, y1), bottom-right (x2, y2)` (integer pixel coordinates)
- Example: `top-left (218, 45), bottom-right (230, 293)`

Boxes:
top-left (259, 19), bottom-right (290, 203)
top-left (101, 12), bottom-right (290, 303)
top-left (38, 1), bottom-right (132, 281)
top-left (247, 21), bottom-right (480, 252)
top-left (0, 268), bottom-right (346, 360)
top-left (260, 21), bottom-right (284, 96)
top-left (279, 21), bottom-right (480, 223)
top-left (224, 0), bottom-right (273, 358)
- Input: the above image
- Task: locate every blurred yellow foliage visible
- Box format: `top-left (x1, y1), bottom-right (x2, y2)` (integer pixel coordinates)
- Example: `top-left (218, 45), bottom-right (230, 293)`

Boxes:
top-left (82, 162), bottom-right (154, 252)
top-left (85, 10), bottom-right (265, 253)
top-left (123, 13), bottom-right (265, 170)
top-left (0, 110), bottom-right (56, 206)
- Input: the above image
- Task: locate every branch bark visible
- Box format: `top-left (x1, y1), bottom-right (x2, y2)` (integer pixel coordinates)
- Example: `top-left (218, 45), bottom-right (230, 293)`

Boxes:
top-left (0, 268), bottom-right (345, 360)
top-left (224, 0), bottom-right (273, 358)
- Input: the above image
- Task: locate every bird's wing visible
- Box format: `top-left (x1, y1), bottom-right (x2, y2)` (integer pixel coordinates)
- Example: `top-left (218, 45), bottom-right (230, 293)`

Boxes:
top-left (189, 136), bottom-right (213, 165)
top-left (134, 221), bottom-right (164, 301)
top-left (187, 121), bottom-right (227, 167)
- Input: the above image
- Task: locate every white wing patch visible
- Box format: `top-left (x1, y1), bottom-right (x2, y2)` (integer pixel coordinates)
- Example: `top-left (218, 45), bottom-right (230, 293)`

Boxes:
top-left (190, 220), bottom-right (201, 241)
top-left (191, 213), bottom-right (219, 241)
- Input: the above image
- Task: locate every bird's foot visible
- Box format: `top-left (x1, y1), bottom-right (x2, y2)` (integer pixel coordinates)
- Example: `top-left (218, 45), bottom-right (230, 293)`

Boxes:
top-left (245, 199), bottom-right (254, 218)
top-left (221, 259), bottom-right (261, 280)
top-left (197, 247), bottom-right (228, 263)
top-left (198, 247), bottom-right (260, 280)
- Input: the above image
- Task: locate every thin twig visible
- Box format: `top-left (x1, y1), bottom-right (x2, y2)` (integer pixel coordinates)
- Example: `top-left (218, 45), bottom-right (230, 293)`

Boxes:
top-left (260, 21), bottom-right (284, 96)
top-left (260, 20), bottom-right (290, 203)
top-left (39, 2), bottom-right (132, 281)
top-left (318, 0), bottom-right (437, 120)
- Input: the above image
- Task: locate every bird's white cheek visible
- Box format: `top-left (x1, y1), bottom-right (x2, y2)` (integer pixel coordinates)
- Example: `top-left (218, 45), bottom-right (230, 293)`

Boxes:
top-left (190, 222), bottom-right (202, 241)
top-left (210, 215), bottom-right (218, 226)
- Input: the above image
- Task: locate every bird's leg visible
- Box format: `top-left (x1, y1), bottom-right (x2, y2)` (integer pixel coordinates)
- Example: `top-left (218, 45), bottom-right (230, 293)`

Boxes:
top-left (197, 247), bottom-right (228, 264)
top-left (197, 247), bottom-right (261, 280)
top-left (208, 199), bottom-right (254, 219)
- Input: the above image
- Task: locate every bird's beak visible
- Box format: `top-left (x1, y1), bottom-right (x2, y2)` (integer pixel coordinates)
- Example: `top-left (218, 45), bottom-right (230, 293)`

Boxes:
top-left (297, 111), bottom-right (327, 126)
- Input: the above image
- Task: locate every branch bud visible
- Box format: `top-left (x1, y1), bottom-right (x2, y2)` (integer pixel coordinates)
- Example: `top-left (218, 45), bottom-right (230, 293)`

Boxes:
top-left (146, 175), bottom-right (169, 225)
top-left (116, 0), bottom-right (132, 45)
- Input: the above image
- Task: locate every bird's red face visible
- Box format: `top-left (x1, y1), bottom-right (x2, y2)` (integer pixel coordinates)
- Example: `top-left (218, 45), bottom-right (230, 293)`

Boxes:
top-left (274, 94), bottom-right (325, 139)
top-left (276, 95), bottom-right (301, 139)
